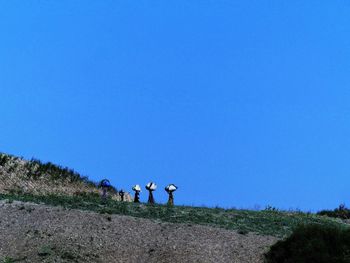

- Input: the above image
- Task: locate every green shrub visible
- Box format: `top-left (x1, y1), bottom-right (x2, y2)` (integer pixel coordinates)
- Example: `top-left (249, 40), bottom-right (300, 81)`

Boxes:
top-left (318, 204), bottom-right (350, 219)
top-left (0, 154), bottom-right (10, 166)
top-left (2, 257), bottom-right (14, 263)
top-left (265, 224), bottom-right (350, 263)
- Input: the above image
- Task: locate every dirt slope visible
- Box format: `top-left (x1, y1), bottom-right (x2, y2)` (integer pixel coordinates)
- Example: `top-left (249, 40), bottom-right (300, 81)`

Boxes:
top-left (0, 200), bottom-right (278, 263)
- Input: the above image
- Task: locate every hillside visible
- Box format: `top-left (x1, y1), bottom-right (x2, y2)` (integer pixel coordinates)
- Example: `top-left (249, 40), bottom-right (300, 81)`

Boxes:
top-left (0, 200), bottom-right (278, 263)
top-left (0, 152), bottom-right (348, 262)
top-left (0, 153), bottom-right (131, 201)
top-left (0, 193), bottom-right (347, 263)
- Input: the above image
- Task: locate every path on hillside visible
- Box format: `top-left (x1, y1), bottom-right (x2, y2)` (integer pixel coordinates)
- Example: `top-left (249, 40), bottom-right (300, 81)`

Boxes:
top-left (0, 200), bottom-right (278, 263)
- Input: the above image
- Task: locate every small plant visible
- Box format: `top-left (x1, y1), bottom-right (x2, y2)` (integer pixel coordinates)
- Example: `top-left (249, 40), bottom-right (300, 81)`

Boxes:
top-left (237, 228), bottom-right (249, 235)
top-left (99, 208), bottom-right (113, 214)
top-left (265, 205), bottom-right (279, 212)
top-left (38, 245), bottom-right (53, 257)
top-left (60, 251), bottom-right (77, 261)
top-left (2, 257), bottom-right (14, 263)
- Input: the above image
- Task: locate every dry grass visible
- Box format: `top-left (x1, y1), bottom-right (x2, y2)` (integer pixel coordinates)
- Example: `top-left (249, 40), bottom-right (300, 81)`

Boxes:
top-left (0, 153), bottom-right (131, 201)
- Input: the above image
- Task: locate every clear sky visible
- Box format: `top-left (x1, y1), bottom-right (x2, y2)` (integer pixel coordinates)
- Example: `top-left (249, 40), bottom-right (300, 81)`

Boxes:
top-left (1, 1), bottom-right (350, 211)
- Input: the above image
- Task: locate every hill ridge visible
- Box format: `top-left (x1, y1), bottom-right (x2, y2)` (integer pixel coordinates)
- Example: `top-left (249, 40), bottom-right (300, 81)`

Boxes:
top-left (0, 152), bottom-right (131, 201)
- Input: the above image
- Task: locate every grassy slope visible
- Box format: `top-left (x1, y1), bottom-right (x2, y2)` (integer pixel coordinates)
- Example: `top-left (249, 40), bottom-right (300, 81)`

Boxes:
top-left (0, 152), bottom-right (121, 197)
top-left (0, 193), bottom-right (346, 237)
top-left (0, 152), bottom-right (346, 238)
top-left (0, 152), bottom-right (98, 187)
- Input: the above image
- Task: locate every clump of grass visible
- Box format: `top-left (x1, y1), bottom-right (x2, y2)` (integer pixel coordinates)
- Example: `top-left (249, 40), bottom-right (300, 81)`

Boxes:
top-left (0, 153), bottom-right (11, 166)
top-left (73, 191), bottom-right (100, 199)
top-left (60, 250), bottom-right (78, 261)
top-left (264, 205), bottom-right (279, 212)
top-left (2, 257), bottom-right (14, 263)
top-left (237, 228), bottom-right (249, 235)
top-left (265, 224), bottom-right (350, 263)
top-left (1, 256), bottom-right (26, 263)
top-left (38, 245), bottom-right (54, 257)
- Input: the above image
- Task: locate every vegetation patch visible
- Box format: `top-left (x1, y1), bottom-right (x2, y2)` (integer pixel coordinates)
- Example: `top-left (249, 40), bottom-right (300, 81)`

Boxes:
top-left (60, 250), bottom-right (78, 261)
top-left (318, 204), bottom-right (350, 220)
top-left (0, 153), bottom-right (96, 186)
top-left (37, 245), bottom-right (54, 257)
top-left (1, 257), bottom-right (14, 263)
top-left (0, 193), bottom-right (346, 237)
top-left (0, 152), bottom-right (120, 197)
top-left (265, 224), bottom-right (350, 263)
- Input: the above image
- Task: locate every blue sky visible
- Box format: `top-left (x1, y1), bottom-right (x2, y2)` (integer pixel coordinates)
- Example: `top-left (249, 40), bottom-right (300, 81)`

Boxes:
top-left (1, 1), bottom-right (350, 211)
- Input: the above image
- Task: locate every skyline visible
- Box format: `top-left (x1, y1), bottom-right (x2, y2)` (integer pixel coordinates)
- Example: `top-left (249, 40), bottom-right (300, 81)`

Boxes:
top-left (1, 1), bottom-right (350, 210)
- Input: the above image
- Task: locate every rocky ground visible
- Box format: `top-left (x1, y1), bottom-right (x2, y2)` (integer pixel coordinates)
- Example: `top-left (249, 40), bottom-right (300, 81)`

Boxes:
top-left (0, 200), bottom-right (278, 263)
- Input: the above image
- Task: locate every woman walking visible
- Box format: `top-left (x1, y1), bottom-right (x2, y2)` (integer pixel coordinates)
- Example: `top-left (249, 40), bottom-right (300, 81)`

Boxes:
top-left (145, 182), bottom-right (157, 204)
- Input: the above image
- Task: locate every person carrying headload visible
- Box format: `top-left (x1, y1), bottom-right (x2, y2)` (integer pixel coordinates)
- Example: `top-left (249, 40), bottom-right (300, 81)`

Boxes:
top-left (100, 179), bottom-right (111, 203)
top-left (165, 184), bottom-right (178, 206)
top-left (119, 189), bottom-right (125, 201)
top-left (132, 185), bottom-right (141, 203)
top-left (145, 182), bottom-right (157, 205)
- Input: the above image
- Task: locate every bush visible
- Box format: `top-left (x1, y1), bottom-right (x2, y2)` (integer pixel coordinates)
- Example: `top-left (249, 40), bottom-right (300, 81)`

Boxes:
top-left (318, 204), bottom-right (350, 219)
top-left (0, 154), bottom-right (10, 166)
top-left (2, 257), bottom-right (15, 263)
top-left (265, 224), bottom-right (350, 263)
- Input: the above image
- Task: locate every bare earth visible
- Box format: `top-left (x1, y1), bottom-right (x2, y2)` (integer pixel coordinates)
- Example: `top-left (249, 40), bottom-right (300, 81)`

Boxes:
top-left (0, 200), bottom-right (278, 263)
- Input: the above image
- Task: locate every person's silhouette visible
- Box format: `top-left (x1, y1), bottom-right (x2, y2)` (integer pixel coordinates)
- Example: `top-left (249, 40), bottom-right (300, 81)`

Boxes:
top-left (165, 184), bottom-right (178, 206)
top-left (119, 189), bottom-right (125, 201)
top-left (132, 185), bottom-right (141, 203)
top-left (100, 179), bottom-right (111, 203)
top-left (146, 182), bottom-right (157, 204)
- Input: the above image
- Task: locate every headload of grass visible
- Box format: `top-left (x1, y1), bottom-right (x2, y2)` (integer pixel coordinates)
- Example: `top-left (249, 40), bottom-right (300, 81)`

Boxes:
top-left (0, 193), bottom-right (346, 237)
top-left (265, 224), bottom-right (350, 263)
top-left (0, 152), bottom-right (125, 200)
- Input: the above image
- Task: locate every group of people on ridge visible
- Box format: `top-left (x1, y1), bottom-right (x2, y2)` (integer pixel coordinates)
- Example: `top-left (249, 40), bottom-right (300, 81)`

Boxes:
top-left (100, 179), bottom-right (178, 206)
